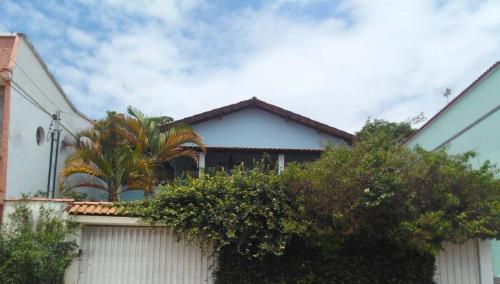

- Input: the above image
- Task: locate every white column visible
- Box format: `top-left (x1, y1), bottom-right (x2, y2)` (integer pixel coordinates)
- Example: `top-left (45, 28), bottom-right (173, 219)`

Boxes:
top-left (278, 154), bottom-right (285, 174)
top-left (198, 152), bottom-right (206, 177)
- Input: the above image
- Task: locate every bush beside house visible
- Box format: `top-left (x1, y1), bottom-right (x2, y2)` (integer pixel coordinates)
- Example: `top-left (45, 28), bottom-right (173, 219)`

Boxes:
top-left (122, 120), bottom-right (500, 283)
top-left (0, 204), bottom-right (77, 284)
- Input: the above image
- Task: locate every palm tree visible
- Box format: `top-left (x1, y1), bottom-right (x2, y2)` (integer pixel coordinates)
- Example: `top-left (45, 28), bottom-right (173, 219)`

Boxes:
top-left (117, 106), bottom-right (206, 194)
top-left (59, 115), bottom-right (150, 201)
top-left (59, 109), bottom-right (206, 201)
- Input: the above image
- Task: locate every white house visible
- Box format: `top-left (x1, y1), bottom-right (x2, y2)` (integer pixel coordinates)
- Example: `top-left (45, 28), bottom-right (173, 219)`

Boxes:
top-left (162, 96), bottom-right (354, 177)
top-left (0, 33), bottom-right (91, 218)
top-left (120, 97), bottom-right (354, 200)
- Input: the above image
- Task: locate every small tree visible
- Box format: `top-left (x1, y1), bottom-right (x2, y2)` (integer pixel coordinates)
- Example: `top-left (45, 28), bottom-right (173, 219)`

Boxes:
top-left (121, 106), bottom-right (206, 192)
top-left (60, 108), bottom-right (205, 201)
top-left (60, 112), bottom-right (151, 201)
top-left (0, 204), bottom-right (78, 284)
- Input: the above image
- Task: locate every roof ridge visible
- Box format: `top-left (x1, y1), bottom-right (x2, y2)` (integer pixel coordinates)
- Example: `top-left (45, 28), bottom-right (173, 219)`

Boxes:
top-left (161, 97), bottom-right (354, 142)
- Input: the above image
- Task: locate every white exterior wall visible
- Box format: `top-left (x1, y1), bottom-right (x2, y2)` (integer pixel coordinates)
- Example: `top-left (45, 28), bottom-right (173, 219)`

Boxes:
top-left (69, 217), bottom-right (215, 284)
top-left (75, 226), bottom-right (214, 284)
top-left (6, 37), bottom-right (91, 198)
top-left (2, 198), bottom-right (70, 223)
top-left (192, 108), bottom-right (344, 149)
top-left (435, 240), bottom-right (493, 284)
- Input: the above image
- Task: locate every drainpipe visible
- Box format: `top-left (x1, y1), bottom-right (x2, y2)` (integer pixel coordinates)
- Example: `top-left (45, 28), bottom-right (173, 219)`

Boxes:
top-left (51, 127), bottom-right (60, 198)
top-left (46, 129), bottom-right (54, 197)
top-left (51, 110), bottom-right (61, 198)
top-left (46, 110), bottom-right (61, 198)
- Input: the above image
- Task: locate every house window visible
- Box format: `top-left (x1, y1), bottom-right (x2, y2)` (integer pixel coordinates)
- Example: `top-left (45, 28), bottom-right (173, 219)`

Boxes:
top-left (36, 127), bottom-right (45, 146)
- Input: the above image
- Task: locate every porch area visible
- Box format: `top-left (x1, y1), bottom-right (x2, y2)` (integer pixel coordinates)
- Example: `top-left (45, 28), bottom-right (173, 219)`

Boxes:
top-left (172, 147), bottom-right (322, 177)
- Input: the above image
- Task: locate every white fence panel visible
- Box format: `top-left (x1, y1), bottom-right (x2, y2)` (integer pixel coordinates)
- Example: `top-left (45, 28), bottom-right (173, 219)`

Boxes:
top-left (79, 226), bottom-right (213, 284)
top-left (435, 240), bottom-right (494, 284)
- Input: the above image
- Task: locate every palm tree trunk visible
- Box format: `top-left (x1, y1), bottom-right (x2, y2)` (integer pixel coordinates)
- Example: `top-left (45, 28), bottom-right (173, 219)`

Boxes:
top-left (109, 186), bottom-right (119, 202)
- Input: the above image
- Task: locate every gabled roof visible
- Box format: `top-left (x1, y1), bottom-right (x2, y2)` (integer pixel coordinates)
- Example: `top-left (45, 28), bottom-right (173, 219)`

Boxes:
top-left (406, 61), bottom-right (500, 144)
top-left (161, 97), bottom-right (354, 142)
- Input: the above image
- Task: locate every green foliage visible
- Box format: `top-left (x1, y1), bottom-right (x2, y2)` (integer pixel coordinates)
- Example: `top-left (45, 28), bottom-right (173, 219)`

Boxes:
top-left (60, 107), bottom-right (205, 201)
top-left (216, 236), bottom-right (435, 284)
top-left (122, 162), bottom-right (303, 258)
top-left (356, 118), bottom-right (415, 149)
top-left (121, 120), bottom-right (500, 283)
top-left (286, 122), bottom-right (500, 253)
top-left (0, 204), bottom-right (78, 284)
top-left (147, 115), bottom-right (173, 125)
top-left (61, 190), bottom-right (89, 201)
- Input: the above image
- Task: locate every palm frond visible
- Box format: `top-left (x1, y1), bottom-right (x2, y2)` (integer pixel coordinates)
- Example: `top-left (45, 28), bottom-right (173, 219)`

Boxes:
top-left (60, 162), bottom-right (105, 179)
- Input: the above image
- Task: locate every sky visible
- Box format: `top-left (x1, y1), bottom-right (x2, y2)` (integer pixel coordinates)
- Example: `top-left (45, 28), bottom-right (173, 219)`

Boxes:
top-left (1, 0), bottom-right (500, 133)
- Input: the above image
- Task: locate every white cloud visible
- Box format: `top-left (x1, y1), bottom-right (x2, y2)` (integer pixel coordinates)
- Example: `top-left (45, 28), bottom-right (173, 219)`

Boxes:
top-left (6, 0), bottom-right (500, 132)
top-left (67, 28), bottom-right (97, 48)
top-left (78, 0), bottom-right (204, 25)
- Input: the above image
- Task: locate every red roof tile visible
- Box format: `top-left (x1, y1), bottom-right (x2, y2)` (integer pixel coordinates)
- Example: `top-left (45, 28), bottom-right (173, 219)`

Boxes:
top-left (67, 201), bottom-right (121, 216)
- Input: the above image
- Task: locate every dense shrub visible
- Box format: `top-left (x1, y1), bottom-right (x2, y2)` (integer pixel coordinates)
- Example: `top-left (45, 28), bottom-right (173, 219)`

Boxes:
top-left (216, 236), bottom-right (435, 284)
top-left (123, 162), bottom-right (303, 258)
top-left (284, 121), bottom-right (500, 254)
top-left (122, 120), bottom-right (500, 283)
top-left (0, 204), bottom-right (78, 284)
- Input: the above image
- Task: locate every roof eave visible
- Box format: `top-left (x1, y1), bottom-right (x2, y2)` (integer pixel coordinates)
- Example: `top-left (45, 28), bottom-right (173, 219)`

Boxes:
top-left (15, 33), bottom-right (93, 123)
top-left (161, 97), bottom-right (354, 143)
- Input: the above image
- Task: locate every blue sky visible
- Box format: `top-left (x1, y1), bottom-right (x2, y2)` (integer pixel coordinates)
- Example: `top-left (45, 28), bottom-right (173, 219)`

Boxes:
top-left (1, 0), bottom-right (500, 132)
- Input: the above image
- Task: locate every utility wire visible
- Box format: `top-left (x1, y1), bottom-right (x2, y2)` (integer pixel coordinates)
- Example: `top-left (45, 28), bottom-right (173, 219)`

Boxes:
top-left (60, 109), bottom-right (87, 119)
top-left (9, 81), bottom-right (77, 136)
top-left (13, 62), bottom-right (93, 125)
top-left (14, 62), bottom-right (59, 109)
top-left (10, 81), bottom-right (51, 115)
top-left (10, 81), bottom-right (75, 136)
top-left (0, 19), bottom-right (13, 34)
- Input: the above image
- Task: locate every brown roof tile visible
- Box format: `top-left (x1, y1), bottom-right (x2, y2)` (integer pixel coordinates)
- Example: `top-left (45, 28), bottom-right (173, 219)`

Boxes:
top-left (66, 201), bottom-right (121, 216)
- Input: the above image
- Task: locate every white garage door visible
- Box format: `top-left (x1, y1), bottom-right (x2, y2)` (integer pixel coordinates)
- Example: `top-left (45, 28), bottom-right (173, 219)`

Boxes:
top-left (79, 226), bottom-right (213, 284)
top-left (435, 240), bottom-right (480, 284)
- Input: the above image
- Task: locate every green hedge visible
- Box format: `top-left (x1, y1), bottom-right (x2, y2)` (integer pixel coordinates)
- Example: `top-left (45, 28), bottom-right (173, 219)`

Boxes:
top-left (121, 120), bottom-right (500, 283)
top-left (216, 236), bottom-right (435, 284)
